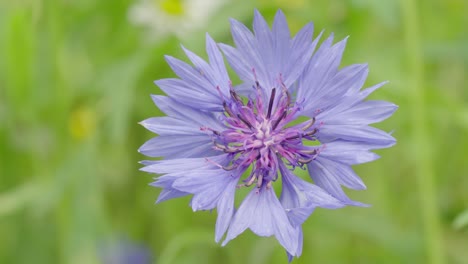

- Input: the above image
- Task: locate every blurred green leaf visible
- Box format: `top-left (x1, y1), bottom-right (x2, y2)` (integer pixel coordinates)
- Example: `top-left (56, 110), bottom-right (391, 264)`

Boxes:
top-left (453, 210), bottom-right (468, 230)
top-left (0, 182), bottom-right (45, 216)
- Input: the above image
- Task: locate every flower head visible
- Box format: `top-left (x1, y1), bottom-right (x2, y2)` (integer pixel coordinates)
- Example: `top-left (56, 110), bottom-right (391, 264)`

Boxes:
top-left (139, 9), bottom-right (396, 261)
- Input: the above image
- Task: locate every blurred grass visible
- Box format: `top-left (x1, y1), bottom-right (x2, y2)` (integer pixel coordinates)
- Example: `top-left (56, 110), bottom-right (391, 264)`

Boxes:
top-left (0, 0), bottom-right (467, 263)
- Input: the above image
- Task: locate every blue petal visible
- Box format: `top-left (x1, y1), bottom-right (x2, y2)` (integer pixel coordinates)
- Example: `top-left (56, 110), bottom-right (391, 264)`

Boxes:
top-left (229, 18), bottom-right (268, 85)
top-left (222, 10), bottom-right (316, 94)
top-left (286, 228), bottom-right (303, 262)
top-left (218, 43), bottom-right (253, 83)
top-left (283, 22), bottom-right (317, 87)
top-left (306, 63), bottom-right (369, 114)
top-left (272, 9), bottom-right (291, 76)
top-left (318, 140), bottom-right (383, 165)
top-left (138, 135), bottom-right (218, 159)
top-left (253, 9), bottom-right (273, 73)
top-left (148, 157), bottom-right (238, 241)
top-left (181, 40), bottom-right (230, 99)
top-left (164, 56), bottom-right (216, 95)
top-left (314, 157), bottom-right (366, 190)
top-left (279, 162), bottom-right (344, 226)
top-left (155, 188), bottom-right (188, 203)
top-left (222, 186), bottom-right (300, 257)
top-left (158, 36), bottom-right (231, 111)
top-left (172, 168), bottom-right (240, 211)
top-left (206, 34), bottom-right (230, 95)
top-left (141, 155), bottom-right (228, 174)
top-left (215, 178), bottom-right (238, 242)
top-left (181, 45), bottom-right (220, 88)
top-left (310, 80), bottom-right (389, 123)
top-left (155, 78), bottom-right (222, 111)
top-left (150, 176), bottom-right (189, 203)
top-left (140, 117), bottom-right (203, 135)
top-left (323, 100), bottom-right (398, 125)
top-left (307, 160), bottom-right (369, 207)
top-left (317, 125), bottom-right (396, 147)
top-left (150, 95), bottom-right (224, 131)
top-left (296, 34), bottom-right (342, 103)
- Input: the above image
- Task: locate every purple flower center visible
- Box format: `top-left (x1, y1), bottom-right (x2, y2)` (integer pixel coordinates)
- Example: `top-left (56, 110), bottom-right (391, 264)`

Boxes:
top-left (203, 81), bottom-right (322, 189)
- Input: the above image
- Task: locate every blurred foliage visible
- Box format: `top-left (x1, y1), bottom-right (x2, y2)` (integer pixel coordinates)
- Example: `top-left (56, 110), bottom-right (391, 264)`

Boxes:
top-left (0, 0), bottom-right (467, 263)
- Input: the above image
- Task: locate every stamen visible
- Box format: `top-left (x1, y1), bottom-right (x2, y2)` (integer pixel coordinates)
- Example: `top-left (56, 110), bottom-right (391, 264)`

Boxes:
top-left (223, 102), bottom-right (235, 117)
top-left (256, 173), bottom-right (263, 188)
top-left (214, 143), bottom-right (240, 153)
top-left (201, 126), bottom-right (221, 136)
top-left (301, 117), bottom-right (316, 131)
top-left (285, 128), bottom-right (318, 140)
top-left (252, 68), bottom-right (258, 82)
top-left (298, 157), bottom-right (314, 164)
top-left (222, 163), bottom-right (239, 171)
top-left (299, 149), bottom-right (318, 155)
top-left (216, 86), bottom-right (224, 100)
top-left (281, 84), bottom-right (291, 107)
top-left (267, 88), bottom-right (276, 119)
top-left (230, 89), bottom-right (242, 103)
top-left (238, 173), bottom-right (257, 188)
top-left (237, 114), bottom-right (253, 129)
top-left (207, 74), bottom-right (324, 193)
top-left (272, 110), bottom-right (287, 130)
top-left (304, 128), bottom-right (318, 136)
top-left (204, 157), bottom-right (224, 169)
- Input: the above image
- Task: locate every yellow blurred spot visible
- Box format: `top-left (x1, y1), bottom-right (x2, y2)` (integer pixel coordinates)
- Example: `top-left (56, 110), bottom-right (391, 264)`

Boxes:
top-left (69, 106), bottom-right (97, 140)
top-left (158, 0), bottom-right (185, 16)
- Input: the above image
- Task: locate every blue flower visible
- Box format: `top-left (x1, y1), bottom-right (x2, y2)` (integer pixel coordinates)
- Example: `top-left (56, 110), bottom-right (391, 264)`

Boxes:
top-left (139, 9), bottom-right (396, 261)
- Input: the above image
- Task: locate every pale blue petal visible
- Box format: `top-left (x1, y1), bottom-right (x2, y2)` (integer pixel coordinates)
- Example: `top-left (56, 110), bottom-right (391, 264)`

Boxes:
top-left (317, 125), bottom-right (396, 147)
top-left (155, 78), bottom-right (222, 111)
top-left (279, 162), bottom-right (344, 226)
top-left (206, 34), bottom-right (230, 95)
top-left (181, 45), bottom-right (219, 89)
top-left (318, 140), bottom-right (382, 165)
top-left (312, 64), bottom-right (369, 113)
top-left (164, 56), bottom-right (215, 94)
top-left (156, 188), bottom-right (188, 203)
top-left (229, 18), bottom-right (268, 85)
top-left (314, 157), bottom-right (366, 190)
top-left (296, 34), bottom-right (337, 101)
top-left (150, 175), bottom-right (189, 203)
top-left (172, 168), bottom-right (240, 211)
top-left (324, 100), bottom-right (398, 125)
top-left (215, 178), bottom-right (238, 242)
top-left (141, 155), bottom-right (228, 174)
top-left (150, 95), bottom-right (224, 131)
top-left (286, 228), bottom-right (303, 262)
top-left (222, 186), bottom-right (299, 256)
top-left (218, 43), bottom-right (253, 83)
top-left (138, 135), bottom-right (217, 159)
top-left (307, 161), bottom-right (369, 207)
top-left (253, 9), bottom-right (273, 72)
top-left (297, 36), bottom-right (351, 113)
top-left (140, 117), bottom-right (202, 135)
top-left (272, 10), bottom-right (290, 75)
top-left (159, 38), bottom-right (231, 111)
top-left (283, 23), bottom-right (317, 87)
top-left (314, 81), bottom-right (388, 121)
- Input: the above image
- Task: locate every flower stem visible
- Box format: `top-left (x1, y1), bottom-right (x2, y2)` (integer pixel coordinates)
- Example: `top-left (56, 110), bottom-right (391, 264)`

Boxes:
top-left (400, 0), bottom-right (444, 263)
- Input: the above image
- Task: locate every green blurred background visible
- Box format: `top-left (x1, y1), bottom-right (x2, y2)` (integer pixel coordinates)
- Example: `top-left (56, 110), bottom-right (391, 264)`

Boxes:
top-left (1, 0), bottom-right (467, 263)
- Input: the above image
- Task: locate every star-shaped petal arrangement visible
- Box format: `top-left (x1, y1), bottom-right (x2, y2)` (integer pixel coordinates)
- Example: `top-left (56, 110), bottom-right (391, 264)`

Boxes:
top-left (139, 9), bottom-right (397, 261)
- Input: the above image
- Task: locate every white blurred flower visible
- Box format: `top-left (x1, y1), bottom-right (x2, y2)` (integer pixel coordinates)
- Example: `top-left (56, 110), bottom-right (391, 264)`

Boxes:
top-left (128, 0), bottom-right (228, 39)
